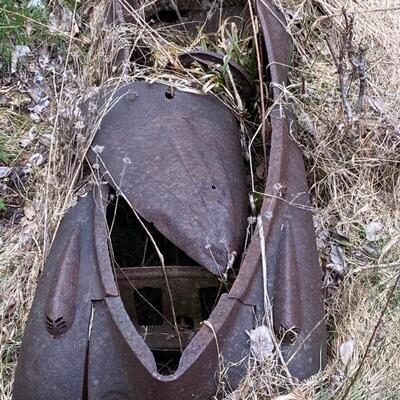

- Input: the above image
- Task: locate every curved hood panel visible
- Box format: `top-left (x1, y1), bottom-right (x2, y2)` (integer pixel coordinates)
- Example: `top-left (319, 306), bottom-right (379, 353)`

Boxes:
top-left (88, 82), bottom-right (248, 275)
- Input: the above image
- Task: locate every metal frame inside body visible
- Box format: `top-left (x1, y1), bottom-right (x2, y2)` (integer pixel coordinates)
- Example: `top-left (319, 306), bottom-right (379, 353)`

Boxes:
top-left (13, 1), bottom-right (326, 399)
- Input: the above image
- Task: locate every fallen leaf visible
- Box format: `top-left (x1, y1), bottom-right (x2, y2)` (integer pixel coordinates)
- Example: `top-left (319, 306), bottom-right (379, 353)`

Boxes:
top-left (27, 73), bottom-right (49, 103)
top-left (50, 7), bottom-right (79, 35)
top-left (340, 339), bottom-right (354, 367)
top-left (329, 245), bottom-right (346, 275)
top-left (366, 221), bottom-right (384, 242)
top-left (246, 325), bottom-right (274, 362)
top-left (24, 204), bottom-right (36, 220)
top-left (19, 127), bottom-right (37, 148)
top-left (11, 45), bottom-right (31, 73)
top-left (28, 153), bottom-right (45, 167)
top-left (28, 98), bottom-right (49, 114)
top-left (0, 166), bottom-right (11, 179)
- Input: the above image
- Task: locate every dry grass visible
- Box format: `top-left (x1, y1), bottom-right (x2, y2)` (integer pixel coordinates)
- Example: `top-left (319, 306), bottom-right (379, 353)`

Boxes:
top-left (1, 0), bottom-right (399, 399)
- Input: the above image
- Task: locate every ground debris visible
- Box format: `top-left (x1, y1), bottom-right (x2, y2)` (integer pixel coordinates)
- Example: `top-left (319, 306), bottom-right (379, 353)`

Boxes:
top-left (11, 46), bottom-right (31, 74)
top-left (339, 339), bottom-right (355, 367)
top-left (365, 221), bottom-right (384, 242)
top-left (328, 244), bottom-right (346, 276)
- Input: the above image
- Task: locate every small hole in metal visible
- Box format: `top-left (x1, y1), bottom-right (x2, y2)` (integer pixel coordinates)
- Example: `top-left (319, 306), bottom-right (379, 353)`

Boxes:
top-left (165, 90), bottom-right (174, 100)
top-left (211, 185), bottom-right (216, 190)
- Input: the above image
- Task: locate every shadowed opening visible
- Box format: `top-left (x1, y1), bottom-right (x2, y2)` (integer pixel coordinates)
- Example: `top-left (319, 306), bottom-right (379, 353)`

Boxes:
top-left (107, 189), bottom-right (231, 375)
top-left (106, 191), bottom-right (198, 268)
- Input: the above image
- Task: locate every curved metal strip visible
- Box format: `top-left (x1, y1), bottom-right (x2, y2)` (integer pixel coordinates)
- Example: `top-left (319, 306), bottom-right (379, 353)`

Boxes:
top-left (256, 0), bottom-right (291, 98)
top-left (86, 295), bottom-right (253, 399)
top-left (273, 220), bottom-right (302, 342)
top-left (45, 224), bottom-right (81, 337)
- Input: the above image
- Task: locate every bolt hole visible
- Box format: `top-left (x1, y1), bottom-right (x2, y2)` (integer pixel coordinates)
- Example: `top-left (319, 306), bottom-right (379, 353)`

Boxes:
top-left (211, 185), bottom-right (216, 190)
top-left (165, 90), bottom-right (174, 100)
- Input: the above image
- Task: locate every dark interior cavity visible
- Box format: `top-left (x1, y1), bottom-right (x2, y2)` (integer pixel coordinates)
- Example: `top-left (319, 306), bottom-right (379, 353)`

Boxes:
top-left (148, 9), bottom-right (190, 24)
top-left (152, 350), bottom-right (182, 375)
top-left (106, 191), bottom-right (198, 268)
top-left (122, 0), bottom-right (251, 36)
top-left (107, 190), bottom-right (231, 375)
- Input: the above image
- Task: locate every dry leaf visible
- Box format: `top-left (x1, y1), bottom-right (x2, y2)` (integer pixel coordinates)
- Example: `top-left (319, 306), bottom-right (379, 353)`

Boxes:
top-left (246, 325), bottom-right (274, 362)
top-left (329, 245), bottom-right (346, 275)
top-left (0, 166), bottom-right (11, 179)
top-left (50, 8), bottom-right (79, 35)
top-left (340, 339), bottom-right (354, 367)
top-left (24, 204), bottom-right (36, 221)
top-left (11, 45), bottom-right (31, 73)
top-left (366, 221), bottom-right (384, 242)
top-left (19, 127), bottom-right (37, 148)
top-left (28, 153), bottom-right (45, 167)
top-left (28, 98), bottom-right (49, 114)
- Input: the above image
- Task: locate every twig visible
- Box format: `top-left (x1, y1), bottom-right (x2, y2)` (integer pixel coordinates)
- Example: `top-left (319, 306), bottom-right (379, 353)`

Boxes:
top-left (353, 45), bottom-right (367, 114)
top-left (326, 37), bottom-right (353, 125)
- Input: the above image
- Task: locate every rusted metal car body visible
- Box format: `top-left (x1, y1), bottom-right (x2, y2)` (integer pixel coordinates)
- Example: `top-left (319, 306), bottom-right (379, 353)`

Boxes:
top-left (13, 1), bottom-right (326, 399)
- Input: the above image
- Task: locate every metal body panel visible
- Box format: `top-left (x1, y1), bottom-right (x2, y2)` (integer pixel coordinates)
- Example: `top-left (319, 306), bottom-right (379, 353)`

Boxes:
top-left (88, 81), bottom-right (248, 276)
top-left (13, 192), bottom-right (110, 399)
top-left (13, 1), bottom-right (326, 398)
top-left (87, 296), bottom-right (253, 399)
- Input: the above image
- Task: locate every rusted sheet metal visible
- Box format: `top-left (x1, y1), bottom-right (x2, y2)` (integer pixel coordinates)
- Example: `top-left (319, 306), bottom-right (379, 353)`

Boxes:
top-left (116, 266), bottom-right (228, 351)
top-left (45, 225), bottom-right (81, 337)
top-left (13, 1), bottom-right (326, 399)
top-left (88, 81), bottom-right (248, 277)
top-left (13, 191), bottom-right (111, 400)
top-left (256, 0), bottom-right (326, 377)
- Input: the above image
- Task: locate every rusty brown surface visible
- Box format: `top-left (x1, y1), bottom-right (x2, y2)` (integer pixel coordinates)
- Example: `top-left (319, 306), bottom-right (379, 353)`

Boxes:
top-left (45, 224), bottom-right (81, 337)
top-left (88, 81), bottom-right (248, 277)
top-left (13, 1), bottom-right (326, 399)
top-left (116, 266), bottom-right (229, 352)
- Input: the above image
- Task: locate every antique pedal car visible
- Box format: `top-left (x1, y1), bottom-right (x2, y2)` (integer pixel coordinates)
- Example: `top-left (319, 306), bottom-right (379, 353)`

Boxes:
top-left (13, 1), bottom-right (326, 399)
